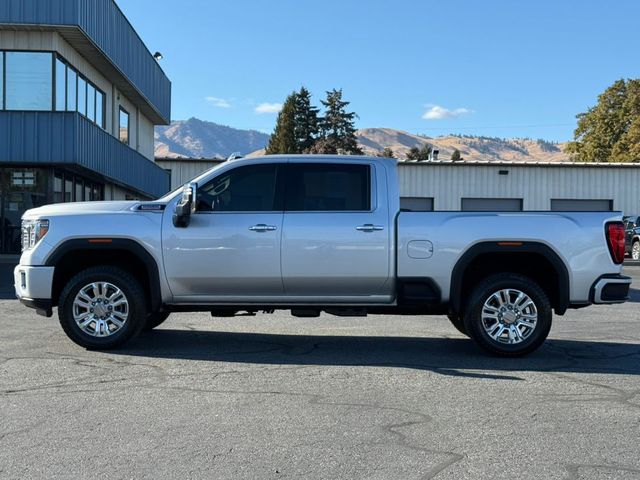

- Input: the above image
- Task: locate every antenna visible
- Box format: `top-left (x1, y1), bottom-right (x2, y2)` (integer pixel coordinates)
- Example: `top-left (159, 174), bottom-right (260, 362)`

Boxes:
top-left (226, 152), bottom-right (242, 161)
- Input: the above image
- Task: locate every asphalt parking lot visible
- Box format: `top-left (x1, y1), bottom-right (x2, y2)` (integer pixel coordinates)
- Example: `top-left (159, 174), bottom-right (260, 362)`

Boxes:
top-left (1, 268), bottom-right (639, 480)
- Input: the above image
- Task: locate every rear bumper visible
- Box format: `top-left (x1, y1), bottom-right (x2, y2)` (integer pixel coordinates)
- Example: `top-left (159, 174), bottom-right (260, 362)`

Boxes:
top-left (14, 265), bottom-right (55, 316)
top-left (590, 274), bottom-right (632, 304)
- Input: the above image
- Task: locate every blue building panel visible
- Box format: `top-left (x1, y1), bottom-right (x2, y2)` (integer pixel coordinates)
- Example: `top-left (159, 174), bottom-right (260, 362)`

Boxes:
top-left (0, 111), bottom-right (170, 198)
top-left (0, 0), bottom-right (171, 123)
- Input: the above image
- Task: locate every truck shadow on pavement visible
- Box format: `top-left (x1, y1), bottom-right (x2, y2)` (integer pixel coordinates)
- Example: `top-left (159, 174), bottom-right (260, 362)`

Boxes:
top-left (114, 330), bottom-right (640, 381)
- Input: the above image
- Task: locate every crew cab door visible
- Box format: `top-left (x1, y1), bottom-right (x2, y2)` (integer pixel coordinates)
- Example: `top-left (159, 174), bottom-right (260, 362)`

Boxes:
top-left (162, 163), bottom-right (284, 299)
top-left (280, 161), bottom-right (392, 300)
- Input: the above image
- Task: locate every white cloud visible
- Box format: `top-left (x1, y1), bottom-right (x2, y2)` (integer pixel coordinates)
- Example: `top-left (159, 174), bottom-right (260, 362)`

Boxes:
top-left (205, 96), bottom-right (232, 108)
top-left (254, 102), bottom-right (283, 114)
top-left (422, 105), bottom-right (472, 120)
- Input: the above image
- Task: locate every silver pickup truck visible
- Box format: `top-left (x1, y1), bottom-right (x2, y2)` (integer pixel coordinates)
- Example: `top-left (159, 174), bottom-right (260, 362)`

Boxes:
top-left (14, 155), bottom-right (631, 356)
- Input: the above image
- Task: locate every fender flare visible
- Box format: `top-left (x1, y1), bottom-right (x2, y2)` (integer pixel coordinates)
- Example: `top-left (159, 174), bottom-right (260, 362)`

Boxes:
top-left (449, 241), bottom-right (570, 315)
top-left (45, 238), bottom-right (162, 311)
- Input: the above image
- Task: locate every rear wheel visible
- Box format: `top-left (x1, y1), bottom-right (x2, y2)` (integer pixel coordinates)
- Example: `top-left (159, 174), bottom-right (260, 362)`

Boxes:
top-left (58, 266), bottom-right (147, 349)
top-left (632, 241), bottom-right (640, 260)
top-left (463, 273), bottom-right (552, 356)
top-left (447, 313), bottom-right (468, 336)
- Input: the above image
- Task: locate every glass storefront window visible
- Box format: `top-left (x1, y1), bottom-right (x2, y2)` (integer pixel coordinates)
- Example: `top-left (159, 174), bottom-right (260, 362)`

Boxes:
top-left (54, 175), bottom-right (63, 203)
top-left (0, 168), bottom-right (48, 254)
top-left (75, 180), bottom-right (83, 202)
top-left (5, 52), bottom-right (53, 110)
top-left (65, 178), bottom-right (73, 202)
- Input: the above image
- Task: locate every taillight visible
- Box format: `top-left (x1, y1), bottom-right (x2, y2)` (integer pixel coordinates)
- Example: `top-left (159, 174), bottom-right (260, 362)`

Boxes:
top-left (605, 222), bottom-right (625, 265)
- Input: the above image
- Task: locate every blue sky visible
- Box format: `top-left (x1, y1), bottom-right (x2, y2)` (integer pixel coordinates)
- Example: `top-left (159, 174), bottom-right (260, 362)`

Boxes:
top-left (118, 0), bottom-right (640, 141)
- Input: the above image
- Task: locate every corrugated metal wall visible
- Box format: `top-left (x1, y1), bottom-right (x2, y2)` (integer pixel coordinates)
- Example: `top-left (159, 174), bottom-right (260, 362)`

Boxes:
top-left (398, 163), bottom-right (640, 213)
top-left (0, 111), bottom-right (169, 197)
top-left (0, 0), bottom-right (171, 123)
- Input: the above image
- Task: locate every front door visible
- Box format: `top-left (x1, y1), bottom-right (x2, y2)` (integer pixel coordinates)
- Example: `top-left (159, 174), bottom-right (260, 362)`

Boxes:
top-left (163, 163), bottom-right (284, 300)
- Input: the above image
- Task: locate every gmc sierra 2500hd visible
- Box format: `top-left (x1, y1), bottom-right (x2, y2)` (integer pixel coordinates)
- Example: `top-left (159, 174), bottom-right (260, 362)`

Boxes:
top-left (14, 155), bottom-right (631, 356)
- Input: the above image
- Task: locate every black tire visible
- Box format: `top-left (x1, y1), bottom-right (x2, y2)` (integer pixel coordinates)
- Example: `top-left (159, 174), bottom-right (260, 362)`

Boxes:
top-left (462, 273), bottom-right (552, 357)
top-left (143, 311), bottom-right (171, 331)
top-left (58, 266), bottom-right (147, 349)
top-left (447, 313), bottom-right (468, 336)
top-left (632, 241), bottom-right (640, 261)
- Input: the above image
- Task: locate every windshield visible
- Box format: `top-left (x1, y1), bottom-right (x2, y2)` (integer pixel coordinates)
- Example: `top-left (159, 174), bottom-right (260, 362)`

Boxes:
top-left (157, 161), bottom-right (228, 202)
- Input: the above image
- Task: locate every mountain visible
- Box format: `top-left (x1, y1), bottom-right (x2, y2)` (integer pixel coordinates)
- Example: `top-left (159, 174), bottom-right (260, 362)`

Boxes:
top-left (154, 119), bottom-right (569, 162)
top-left (356, 128), bottom-right (569, 162)
top-left (154, 118), bottom-right (270, 158)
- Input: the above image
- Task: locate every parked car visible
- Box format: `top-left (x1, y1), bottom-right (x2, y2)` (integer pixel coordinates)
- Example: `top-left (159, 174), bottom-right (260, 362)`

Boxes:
top-left (623, 215), bottom-right (640, 260)
top-left (14, 155), bottom-right (631, 356)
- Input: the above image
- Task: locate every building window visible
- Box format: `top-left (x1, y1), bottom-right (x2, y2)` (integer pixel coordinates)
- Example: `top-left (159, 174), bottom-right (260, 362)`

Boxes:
top-left (4, 52), bottom-right (53, 110)
top-left (0, 52), bottom-right (4, 110)
top-left (119, 107), bottom-right (130, 144)
top-left (66, 67), bottom-right (77, 112)
top-left (77, 76), bottom-right (87, 116)
top-left (96, 90), bottom-right (104, 128)
top-left (51, 55), bottom-right (106, 129)
top-left (550, 199), bottom-right (613, 211)
top-left (400, 197), bottom-right (434, 211)
top-left (55, 57), bottom-right (66, 111)
top-left (461, 198), bottom-right (523, 211)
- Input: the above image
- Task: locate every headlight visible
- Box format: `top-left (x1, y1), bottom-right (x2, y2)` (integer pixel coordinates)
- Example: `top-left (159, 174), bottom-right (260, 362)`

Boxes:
top-left (21, 219), bottom-right (49, 251)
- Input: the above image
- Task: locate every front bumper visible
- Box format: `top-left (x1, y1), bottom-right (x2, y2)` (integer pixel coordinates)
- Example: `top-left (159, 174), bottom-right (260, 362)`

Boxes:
top-left (590, 274), bottom-right (632, 304)
top-left (14, 265), bottom-right (55, 317)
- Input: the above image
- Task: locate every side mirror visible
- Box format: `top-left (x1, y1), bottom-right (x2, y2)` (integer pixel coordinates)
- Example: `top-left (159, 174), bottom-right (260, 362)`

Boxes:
top-left (172, 182), bottom-right (197, 228)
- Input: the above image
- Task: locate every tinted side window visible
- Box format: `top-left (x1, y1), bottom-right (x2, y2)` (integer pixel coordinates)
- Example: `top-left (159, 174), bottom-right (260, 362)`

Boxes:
top-left (197, 164), bottom-right (278, 212)
top-left (285, 164), bottom-right (370, 211)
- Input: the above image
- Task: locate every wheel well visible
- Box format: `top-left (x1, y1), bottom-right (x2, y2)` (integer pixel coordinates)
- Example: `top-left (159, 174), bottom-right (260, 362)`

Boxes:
top-left (51, 248), bottom-right (153, 308)
top-left (451, 248), bottom-right (569, 315)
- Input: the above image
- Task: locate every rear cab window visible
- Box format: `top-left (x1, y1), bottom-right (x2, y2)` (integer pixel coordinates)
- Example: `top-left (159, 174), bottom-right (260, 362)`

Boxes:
top-left (285, 163), bottom-right (371, 212)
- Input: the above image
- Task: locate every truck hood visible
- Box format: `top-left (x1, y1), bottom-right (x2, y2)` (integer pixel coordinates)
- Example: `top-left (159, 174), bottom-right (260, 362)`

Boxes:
top-left (23, 201), bottom-right (141, 219)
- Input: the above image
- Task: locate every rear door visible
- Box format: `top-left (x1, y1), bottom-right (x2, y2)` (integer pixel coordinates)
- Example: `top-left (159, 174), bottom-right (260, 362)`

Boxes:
top-left (280, 161), bottom-right (391, 300)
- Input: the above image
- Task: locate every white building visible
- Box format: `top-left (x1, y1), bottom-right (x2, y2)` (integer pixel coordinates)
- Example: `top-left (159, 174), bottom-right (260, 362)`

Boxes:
top-left (155, 158), bottom-right (640, 215)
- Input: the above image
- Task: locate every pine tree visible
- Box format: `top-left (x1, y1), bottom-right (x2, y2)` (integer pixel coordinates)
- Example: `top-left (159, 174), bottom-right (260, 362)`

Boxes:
top-left (378, 147), bottom-right (395, 158)
top-left (316, 89), bottom-right (362, 155)
top-left (294, 86), bottom-right (320, 152)
top-left (265, 92), bottom-right (297, 154)
top-left (451, 149), bottom-right (462, 161)
top-left (406, 144), bottom-right (432, 161)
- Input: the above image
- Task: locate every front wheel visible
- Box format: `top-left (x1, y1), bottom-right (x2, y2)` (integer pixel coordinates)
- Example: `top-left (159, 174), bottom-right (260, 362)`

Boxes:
top-left (58, 266), bottom-right (147, 349)
top-left (463, 273), bottom-right (552, 356)
top-left (632, 241), bottom-right (640, 261)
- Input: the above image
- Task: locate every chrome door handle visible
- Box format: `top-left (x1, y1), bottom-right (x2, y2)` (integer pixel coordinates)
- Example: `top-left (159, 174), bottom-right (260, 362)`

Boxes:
top-left (249, 224), bottom-right (277, 232)
top-left (355, 224), bottom-right (384, 232)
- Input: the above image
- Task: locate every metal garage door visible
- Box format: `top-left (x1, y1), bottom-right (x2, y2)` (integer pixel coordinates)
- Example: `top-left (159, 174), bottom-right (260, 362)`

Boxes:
top-left (461, 198), bottom-right (523, 211)
top-left (550, 199), bottom-right (613, 211)
top-left (400, 197), bottom-right (434, 211)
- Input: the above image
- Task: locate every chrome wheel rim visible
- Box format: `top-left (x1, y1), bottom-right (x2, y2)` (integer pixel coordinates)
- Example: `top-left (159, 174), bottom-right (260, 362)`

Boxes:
top-left (481, 288), bottom-right (537, 345)
top-left (633, 243), bottom-right (640, 260)
top-left (72, 282), bottom-right (129, 337)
